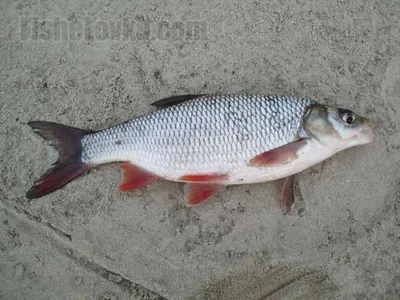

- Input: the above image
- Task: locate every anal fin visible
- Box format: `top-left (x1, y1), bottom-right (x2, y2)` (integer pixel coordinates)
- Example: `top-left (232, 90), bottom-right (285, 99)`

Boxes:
top-left (184, 183), bottom-right (226, 207)
top-left (118, 163), bottom-right (159, 191)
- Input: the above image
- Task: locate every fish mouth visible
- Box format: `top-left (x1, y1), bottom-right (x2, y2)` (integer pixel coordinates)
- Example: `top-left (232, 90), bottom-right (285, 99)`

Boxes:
top-left (359, 120), bottom-right (375, 144)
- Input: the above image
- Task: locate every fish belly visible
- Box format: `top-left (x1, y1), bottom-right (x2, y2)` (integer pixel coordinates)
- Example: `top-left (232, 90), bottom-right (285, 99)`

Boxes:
top-left (129, 138), bottom-right (334, 184)
top-left (221, 139), bottom-right (334, 184)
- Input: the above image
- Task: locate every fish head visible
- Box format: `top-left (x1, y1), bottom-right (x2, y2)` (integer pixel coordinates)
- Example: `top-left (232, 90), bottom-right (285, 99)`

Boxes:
top-left (302, 104), bottom-right (374, 153)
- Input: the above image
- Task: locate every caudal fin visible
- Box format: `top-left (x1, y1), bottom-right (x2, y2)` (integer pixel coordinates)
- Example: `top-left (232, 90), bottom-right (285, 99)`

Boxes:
top-left (27, 121), bottom-right (93, 199)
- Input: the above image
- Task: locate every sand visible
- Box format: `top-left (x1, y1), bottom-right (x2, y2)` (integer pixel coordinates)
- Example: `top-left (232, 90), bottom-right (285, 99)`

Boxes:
top-left (1, 0), bottom-right (400, 299)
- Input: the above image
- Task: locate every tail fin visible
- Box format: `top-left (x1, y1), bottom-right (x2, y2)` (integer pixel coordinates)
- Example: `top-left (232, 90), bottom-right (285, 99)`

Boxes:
top-left (27, 121), bottom-right (93, 199)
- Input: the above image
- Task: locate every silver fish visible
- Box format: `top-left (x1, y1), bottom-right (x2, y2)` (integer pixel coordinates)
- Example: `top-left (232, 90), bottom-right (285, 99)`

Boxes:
top-left (27, 94), bottom-right (374, 212)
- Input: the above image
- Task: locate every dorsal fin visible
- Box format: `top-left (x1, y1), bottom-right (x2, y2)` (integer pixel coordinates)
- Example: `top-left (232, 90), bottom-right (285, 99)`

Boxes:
top-left (151, 94), bottom-right (207, 108)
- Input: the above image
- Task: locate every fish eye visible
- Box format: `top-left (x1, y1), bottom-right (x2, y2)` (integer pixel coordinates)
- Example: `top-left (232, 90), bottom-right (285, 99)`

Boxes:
top-left (339, 109), bottom-right (356, 124)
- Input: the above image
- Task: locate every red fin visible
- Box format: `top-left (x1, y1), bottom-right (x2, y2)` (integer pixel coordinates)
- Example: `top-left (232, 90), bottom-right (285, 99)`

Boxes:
top-left (249, 139), bottom-right (307, 167)
top-left (179, 173), bottom-right (228, 183)
top-left (27, 162), bottom-right (91, 199)
top-left (184, 183), bottom-right (226, 207)
top-left (281, 175), bottom-right (295, 214)
top-left (118, 163), bottom-right (159, 191)
top-left (26, 121), bottom-right (92, 199)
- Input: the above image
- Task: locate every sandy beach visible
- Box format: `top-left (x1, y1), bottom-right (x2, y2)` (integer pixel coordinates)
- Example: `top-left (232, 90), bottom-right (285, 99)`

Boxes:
top-left (1, 0), bottom-right (400, 299)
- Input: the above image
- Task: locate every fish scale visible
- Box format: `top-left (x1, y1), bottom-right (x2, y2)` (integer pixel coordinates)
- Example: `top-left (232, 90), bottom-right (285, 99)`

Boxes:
top-left (80, 95), bottom-right (314, 181)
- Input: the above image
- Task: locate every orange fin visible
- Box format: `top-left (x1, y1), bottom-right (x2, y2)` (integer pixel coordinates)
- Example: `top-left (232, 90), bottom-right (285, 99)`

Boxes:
top-left (184, 183), bottom-right (226, 207)
top-left (118, 163), bottom-right (159, 191)
top-left (179, 173), bottom-right (228, 183)
top-left (249, 139), bottom-right (307, 167)
top-left (281, 175), bottom-right (295, 214)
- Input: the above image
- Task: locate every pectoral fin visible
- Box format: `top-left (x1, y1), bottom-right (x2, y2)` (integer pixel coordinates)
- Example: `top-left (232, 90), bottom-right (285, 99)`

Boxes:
top-left (249, 139), bottom-right (307, 167)
top-left (184, 183), bottom-right (226, 207)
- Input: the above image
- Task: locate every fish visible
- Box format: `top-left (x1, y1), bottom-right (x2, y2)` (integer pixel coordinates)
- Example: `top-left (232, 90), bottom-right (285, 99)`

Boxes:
top-left (26, 94), bottom-right (374, 213)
